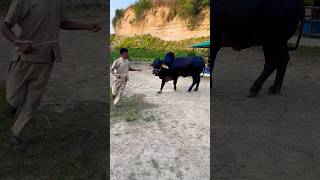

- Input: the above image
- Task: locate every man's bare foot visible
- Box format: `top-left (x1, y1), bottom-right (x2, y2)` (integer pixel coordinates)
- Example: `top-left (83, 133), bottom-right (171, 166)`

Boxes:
top-left (10, 131), bottom-right (24, 146)
top-left (113, 104), bottom-right (119, 109)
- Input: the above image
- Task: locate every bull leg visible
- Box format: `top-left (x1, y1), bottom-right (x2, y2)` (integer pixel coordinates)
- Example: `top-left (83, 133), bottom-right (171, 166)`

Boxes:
top-left (194, 75), bottom-right (201, 91)
top-left (269, 48), bottom-right (290, 94)
top-left (158, 80), bottom-right (166, 94)
top-left (173, 77), bottom-right (178, 92)
top-left (210, 46), bottom-right (221, 88)
top-left (188, 75), bottom-right (197, 92)
top-left (248, 45), bottom-right (280, 97)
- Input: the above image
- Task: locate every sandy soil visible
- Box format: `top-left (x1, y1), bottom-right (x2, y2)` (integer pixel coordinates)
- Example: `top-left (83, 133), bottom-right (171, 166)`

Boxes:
top-left (212, 47), bottom-right (320, 180)
top-left (0, 18), bottom-right (108, 179)
top-left (110, 64), bottom-right (210, 180)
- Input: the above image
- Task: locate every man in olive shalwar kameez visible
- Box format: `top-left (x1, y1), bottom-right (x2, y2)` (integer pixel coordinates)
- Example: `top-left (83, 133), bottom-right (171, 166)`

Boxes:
top-left (111, 48), bottom-right (141, 107)
top-left (1, 0), bottom-right (101, 145)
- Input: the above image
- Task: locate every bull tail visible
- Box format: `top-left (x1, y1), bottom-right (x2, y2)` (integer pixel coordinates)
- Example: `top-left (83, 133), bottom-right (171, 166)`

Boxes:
top-left (287, 7), bottom-right (305, 51)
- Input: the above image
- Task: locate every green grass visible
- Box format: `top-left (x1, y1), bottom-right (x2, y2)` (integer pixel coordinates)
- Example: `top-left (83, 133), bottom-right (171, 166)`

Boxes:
top-left (110, 34), bottom-right (209, 62)
top-left (110, 48), bottom-right (205, 62)
top-left (304, 0), bottom-right (314, 6)
top-left (112, 0), bottom-right (210, 29)
top-left (0, 85), bottom-right (10, 143)
top-left (292, 46), bottom-right (320, 59)
top-left (0, 85), bottom-right (107, 179)
top-left (111, 34), bottom-right (209, 51)
top-left (110, 93), bottom-right (157, 125)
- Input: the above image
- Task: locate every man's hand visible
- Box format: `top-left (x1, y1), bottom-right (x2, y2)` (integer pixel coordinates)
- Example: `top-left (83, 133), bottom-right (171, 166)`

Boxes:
top-left (13, 40), bottom-right (34, 54)
top-left (90, 23), bottom-right (101, 32)
top-left (129, 68), bottom-right (142, 71)
top-left (60, 21), bottom-right (101, 32)
top-left (114, 74), bottom-right (121, 78)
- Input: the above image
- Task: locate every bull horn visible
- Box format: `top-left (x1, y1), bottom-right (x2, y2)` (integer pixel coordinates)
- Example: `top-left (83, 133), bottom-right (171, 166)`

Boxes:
top-left (161, 64), bottom-right (169, 69)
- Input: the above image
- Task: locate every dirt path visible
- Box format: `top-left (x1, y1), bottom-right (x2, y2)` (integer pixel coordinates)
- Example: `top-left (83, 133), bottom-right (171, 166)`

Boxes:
top-left (212, 47), bottom-right (320, 179)
top-left (0, 18), bottom-right (108, 179)
top-left (110, 64), bottom-right (210, 180)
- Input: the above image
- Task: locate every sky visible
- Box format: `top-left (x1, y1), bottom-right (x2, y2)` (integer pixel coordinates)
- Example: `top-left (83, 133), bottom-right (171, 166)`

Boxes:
top-left (110, 0), bottom-right (137, 34)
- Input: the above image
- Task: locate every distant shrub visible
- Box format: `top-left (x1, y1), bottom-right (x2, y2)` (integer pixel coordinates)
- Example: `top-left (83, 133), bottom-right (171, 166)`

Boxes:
top-left (304, 0), bottom-right (313, 6)
top-left (134, 0), bottom-right (152, 20)
top-left (170, 0), bottom-right (208, 29)
top-left (119, 0), bottom-right (210, 29)
top-left (176, 0), bottom-right (202, 19)
top-left (112, 9), bottom-right (124, 29)
top-left (111, 34), bottom-right (209, 52)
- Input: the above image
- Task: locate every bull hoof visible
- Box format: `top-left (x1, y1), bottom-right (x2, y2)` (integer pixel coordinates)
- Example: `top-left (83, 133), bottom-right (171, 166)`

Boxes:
top-left (194, 89), bottom-right (198, 92)
top-left (157, 91), bottom-right (162, 94)
top-left (187, 90), bottom-right (192, 93)
top-left (268, 87), bottom-right (281, 94)
top-left (246, 91), bottom-right (259, 97)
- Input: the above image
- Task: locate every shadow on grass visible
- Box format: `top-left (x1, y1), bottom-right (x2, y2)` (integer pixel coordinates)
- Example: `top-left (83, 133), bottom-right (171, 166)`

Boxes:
top-left (0, 82), bottom-right (108, 179)
top-left (110, 94), bottom-right (158, 126)
top-left (291, 46), bottom-right (320, 59)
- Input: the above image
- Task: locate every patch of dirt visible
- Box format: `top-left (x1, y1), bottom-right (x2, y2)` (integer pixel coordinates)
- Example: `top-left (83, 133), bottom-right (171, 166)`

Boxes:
top-left (212, 47), bottom-right (320, 179)
top-left (110, 64), bottom-right (210, 180)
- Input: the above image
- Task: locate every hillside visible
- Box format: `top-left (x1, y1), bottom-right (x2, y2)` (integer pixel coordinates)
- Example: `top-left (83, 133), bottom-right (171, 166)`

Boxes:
top-left (113, 0), bottom-right (210, 41)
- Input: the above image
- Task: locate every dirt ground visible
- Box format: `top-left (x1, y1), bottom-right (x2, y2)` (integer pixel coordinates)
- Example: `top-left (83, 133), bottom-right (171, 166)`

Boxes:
top-left (212, 47), bottom-right (320, 179)
top-left (0, 18), bottom-right (108, 179)
top-left (110, 64), bottom-right (210, 180)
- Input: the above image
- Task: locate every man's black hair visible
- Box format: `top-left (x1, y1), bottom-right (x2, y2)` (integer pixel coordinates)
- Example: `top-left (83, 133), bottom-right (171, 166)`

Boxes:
top-left (120, 48), bottom-right (128, 55)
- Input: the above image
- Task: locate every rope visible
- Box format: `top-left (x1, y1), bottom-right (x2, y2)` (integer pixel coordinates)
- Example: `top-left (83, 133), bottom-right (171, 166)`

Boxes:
top-left (33, 31), bottom-right (98, 47)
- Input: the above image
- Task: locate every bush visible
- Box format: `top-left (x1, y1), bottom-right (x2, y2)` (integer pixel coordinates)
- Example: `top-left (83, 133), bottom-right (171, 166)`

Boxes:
top-left (134, 0), bottom-right (152, 20)
top-left (168, 0), bottom-right (208, 29)
top-left (112, 9), bottom-right (124, 29)
top-left (176, 0), bottom-right (202, 19)
top-left (111, 34), bottom-right (209, 52)
top-left (304, 0), bottom-right (313, 6)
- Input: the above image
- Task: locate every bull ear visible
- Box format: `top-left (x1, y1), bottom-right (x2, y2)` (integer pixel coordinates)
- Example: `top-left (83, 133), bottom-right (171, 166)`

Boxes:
top-left (161, 64), bottom-right (169, 69)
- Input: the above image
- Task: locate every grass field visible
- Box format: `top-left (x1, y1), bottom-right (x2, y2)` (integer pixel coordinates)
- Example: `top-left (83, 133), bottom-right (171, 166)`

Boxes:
top-left (292, 46), bottom-right (320, 58)
top-left (110, 34), bottom-right (210, 62)
top-left (110, 93), bottom-right (157, 126)
top-left (110, 48), bottom-right (207, 62)
top-left (0, 83), bottom-right (10, 143)
top-left (0, 82), bottom-right (107, 179)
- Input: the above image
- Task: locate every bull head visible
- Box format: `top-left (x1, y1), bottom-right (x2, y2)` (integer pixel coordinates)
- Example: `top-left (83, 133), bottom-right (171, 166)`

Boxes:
top-left (151, 58), bottom-right (169, 76)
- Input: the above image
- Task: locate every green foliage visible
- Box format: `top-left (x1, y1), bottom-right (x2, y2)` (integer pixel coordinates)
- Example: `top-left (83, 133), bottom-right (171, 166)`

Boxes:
top-left (112, 9), bottom-right (124, 29)
top-left (0, 86), bottom-right (10, 143)
top-left (166, 0), bottom-right (209, 29)
top-left (304, 0), bottom-right (313, 6)
top-left (175, 0), bottom-right (201, 19)
top-left (133, 0), bottom-right (152, 20)
top-left (128, 0), bottom-right (209, 28)
top-left (110, 34), bottom-right (209, 62)
top-left (111, 34), bottom-right (208, 51)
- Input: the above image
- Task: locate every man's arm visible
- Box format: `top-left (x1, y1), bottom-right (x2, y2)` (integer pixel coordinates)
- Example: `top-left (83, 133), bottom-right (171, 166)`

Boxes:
top-left (60, 20), bottom-right (101, 32)
top-left (1, 22), bottom-right (17, 43)
top-left (129, 67), bottom-right (142, 71)
top-left (111, 61), bottom-right (120, 77)
top-left (1, 22), bottom-right (33, 54)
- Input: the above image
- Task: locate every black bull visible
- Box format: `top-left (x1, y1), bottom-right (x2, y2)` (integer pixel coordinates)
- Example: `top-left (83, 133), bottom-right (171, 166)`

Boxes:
top-left (211, 0), bottom-right (305, 97)
top-left (151, 52), bottom-right (205, 93)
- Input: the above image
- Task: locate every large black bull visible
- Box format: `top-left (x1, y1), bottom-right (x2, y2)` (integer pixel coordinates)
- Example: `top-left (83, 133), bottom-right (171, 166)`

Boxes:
top-left (151, 52), bottom-right (205, 93)
top-left (212, 0), bottom-right (305, 97)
